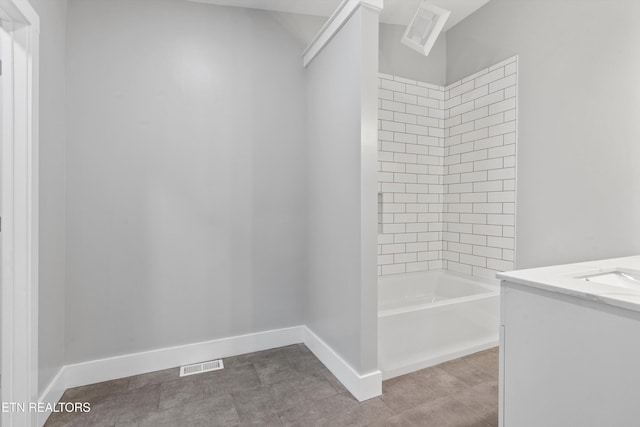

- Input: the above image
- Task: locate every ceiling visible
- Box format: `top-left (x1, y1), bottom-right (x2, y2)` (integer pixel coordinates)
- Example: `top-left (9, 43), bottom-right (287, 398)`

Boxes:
top-left (189, 0), bottom-right (491, 31)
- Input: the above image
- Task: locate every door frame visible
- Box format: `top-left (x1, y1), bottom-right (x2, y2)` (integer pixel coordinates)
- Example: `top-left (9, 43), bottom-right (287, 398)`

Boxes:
top-left (0, 0), bottom-right (39, 425)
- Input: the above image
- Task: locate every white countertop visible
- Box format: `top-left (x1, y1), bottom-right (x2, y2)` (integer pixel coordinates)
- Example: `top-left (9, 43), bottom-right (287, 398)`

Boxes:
top-left (497, 255), bottom-right (640, 313)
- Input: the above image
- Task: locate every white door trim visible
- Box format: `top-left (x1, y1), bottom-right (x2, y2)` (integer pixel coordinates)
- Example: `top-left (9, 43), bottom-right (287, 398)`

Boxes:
top-left (1, 0), bottom-right (40, 425)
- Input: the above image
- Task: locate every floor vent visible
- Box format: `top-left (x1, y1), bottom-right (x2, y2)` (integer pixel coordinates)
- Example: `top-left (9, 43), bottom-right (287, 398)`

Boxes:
top-left (179, 359), bottom-right (224, 377)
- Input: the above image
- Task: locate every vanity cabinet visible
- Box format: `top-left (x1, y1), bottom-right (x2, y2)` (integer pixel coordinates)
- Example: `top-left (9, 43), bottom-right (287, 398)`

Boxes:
top-left (498, 257), bottom-right (640, 427)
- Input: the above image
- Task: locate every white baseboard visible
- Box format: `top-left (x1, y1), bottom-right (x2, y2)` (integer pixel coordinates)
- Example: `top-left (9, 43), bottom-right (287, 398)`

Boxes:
top-left (38, 324), bottom-right (383, 426)
top-left (302, 326), bottom-right (381, 402)
top-left (37, 367), bottom-right (68, 427)
top-left (380, 339), bottom-right (499, 380)
top-left (38, 326), bottom-right (304, 427)
top-left (63, 326), bottom-right (305, 390)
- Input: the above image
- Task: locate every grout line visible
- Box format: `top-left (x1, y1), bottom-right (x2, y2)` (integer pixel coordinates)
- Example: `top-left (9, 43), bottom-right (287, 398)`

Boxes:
top-left (377, 67), bottom-right (517, 274)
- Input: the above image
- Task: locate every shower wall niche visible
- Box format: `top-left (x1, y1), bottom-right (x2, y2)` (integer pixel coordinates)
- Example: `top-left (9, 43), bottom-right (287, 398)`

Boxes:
top-left (377, 56), bottom-right (518, 278)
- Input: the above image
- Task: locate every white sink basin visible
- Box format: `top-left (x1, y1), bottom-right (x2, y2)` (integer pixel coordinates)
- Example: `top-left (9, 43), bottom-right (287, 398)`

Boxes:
top-left (577, 269), bottom-right (640, 290)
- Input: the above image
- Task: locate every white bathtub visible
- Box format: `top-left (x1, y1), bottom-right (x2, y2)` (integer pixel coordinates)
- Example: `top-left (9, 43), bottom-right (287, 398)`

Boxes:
top-left (378, 270), bottom-right (499, 379)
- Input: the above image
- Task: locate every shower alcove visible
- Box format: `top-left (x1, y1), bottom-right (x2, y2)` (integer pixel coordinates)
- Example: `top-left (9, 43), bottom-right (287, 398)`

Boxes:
top-left (376, 56), bottom-right (519, 378)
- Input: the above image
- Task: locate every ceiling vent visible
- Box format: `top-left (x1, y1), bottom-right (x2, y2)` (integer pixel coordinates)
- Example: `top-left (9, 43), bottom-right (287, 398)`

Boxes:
top-left (402, 1), bottom-right (451, 57)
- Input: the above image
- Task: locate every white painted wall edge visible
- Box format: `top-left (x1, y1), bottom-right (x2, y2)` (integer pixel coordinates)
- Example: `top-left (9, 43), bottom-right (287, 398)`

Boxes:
top-left (0, 0), bottom-right (40, 31)
top-left (0, 1), bottom-right (40, 426)
top-left (38, 325), bottom-right (382, 425)
top-left (302, 0), bottom-right (383, 67)
top-left (303, 326), bottom-right (382, 401)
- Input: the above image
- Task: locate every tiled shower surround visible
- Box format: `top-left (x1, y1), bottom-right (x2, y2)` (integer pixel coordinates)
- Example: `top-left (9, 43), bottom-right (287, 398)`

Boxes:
top-left (377, 77), bottom-right (446, 275)
top-left (378, 56), bottom-right (518, 278)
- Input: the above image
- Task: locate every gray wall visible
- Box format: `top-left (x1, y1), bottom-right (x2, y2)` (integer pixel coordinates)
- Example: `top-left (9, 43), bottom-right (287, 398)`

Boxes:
top-left (65, 0), bottom-right (307, 363)
top-left (261, 15), bottom-right (447, 86)
top-left (306, 7), bottom-right (379, 374)
top-left (268, 11), bottom-right (327, 47)
top-left (30, 0), bottom-right (68, 394)
top-left (379, 23), bottom-right (446, 85)
top-left (447, 0), bottom-right (640, 268)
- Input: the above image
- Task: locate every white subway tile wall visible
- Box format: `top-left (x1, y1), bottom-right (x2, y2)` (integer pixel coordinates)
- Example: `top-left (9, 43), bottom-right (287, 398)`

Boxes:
top-left (377, 75), bottom-right (445, 276)
top-left (378, 56), bottom-right (518, 278)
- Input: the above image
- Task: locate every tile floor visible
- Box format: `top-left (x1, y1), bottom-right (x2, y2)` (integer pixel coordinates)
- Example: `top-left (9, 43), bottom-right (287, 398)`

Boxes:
top-left (44, 345), bottom-right (498, 427)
